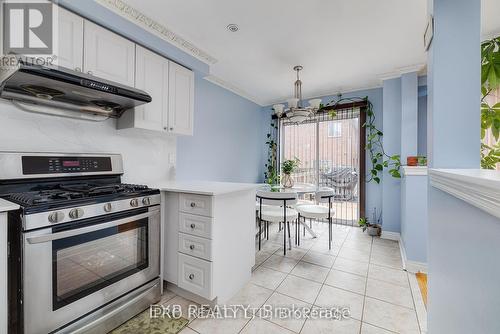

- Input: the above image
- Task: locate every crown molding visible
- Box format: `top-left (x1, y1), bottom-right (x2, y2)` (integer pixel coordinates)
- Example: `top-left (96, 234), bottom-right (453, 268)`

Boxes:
top-left (429, 169), bottom-right (500, 220)
top-left (398, 63), bottom-right (426, 74)
top-left (94, 0), bottom-right (218, 65)
top-left (203, 75), bottom-right (264, 106)
top-left (378, 71), bottom-right (401, 81)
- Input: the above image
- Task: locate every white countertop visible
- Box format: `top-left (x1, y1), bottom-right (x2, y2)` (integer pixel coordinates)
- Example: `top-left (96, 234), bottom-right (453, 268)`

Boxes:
top-left (0, 198), bottom-right (19, 212)
top-left (429, 169), bottom-right (500, 219)
top-left (151, 181), bottom-right (260, 196)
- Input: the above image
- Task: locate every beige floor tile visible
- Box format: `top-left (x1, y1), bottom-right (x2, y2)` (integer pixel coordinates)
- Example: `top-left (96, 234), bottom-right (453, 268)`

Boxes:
top-left (372, 238), bottom-right (399, 249)
top-left (250, 266), bottom-right (287, 290)
top-left (276, 275), bottom-right (322, 304)
top-left (333, 257), bottom-right (369, 276)
top-left (254, 249), bottom-right (275, 267)
top-left (370, 253), bottom-right (403, 270)
top-left (371, 244), bottom-right (401, 257)
top-left (314, 285), bottom-right (364, 320)
top-left (290, 261), bottom-right (330, 283)
top-left (360, 322), bottom-right (395, 334)
top-left (240, 317), bottom-right (294, 334)
top-left (261, 292), bottom-right (311, 333)
top-left (302, 250), bottom-right (335, 268)
top-left (262, 254), bottom-right (299, 273)
top-left (309, 242), bottom-right (341, 256)
top-left (159, 289), bottom-right (177, 304)
top-left (301, 317), bottom-right (361, 334)
top-left (324, 269), bottom-right (367, 295)
top-left (363, 297), bottom-right (420, 334)
top-left (342, 239), bottom-right (372, 252)
top-left (275, 247), bottom-right (307, 260)
top-left (368, 264), bottom-right (409, 287)
top-left (338, 247), bottom-right (370, 263)
top-left (366, 279), bottom-right (414, 309)
top-left (229, 283), bottom-right (273, 309)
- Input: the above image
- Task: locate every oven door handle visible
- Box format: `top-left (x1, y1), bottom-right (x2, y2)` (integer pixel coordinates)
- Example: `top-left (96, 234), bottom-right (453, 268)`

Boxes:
top-left (26, 209), bottom-right (160, 244)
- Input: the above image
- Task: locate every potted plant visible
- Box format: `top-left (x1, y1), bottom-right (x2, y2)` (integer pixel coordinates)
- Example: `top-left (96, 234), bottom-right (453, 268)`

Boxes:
top-left (281, 157), bottom-right (300, 188)
top-left (358, 217), bottom-right (381, 236)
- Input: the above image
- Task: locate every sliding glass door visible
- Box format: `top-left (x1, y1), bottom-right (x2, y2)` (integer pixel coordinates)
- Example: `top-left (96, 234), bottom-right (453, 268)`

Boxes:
top-left (281, 108), bottom-right (361, 225)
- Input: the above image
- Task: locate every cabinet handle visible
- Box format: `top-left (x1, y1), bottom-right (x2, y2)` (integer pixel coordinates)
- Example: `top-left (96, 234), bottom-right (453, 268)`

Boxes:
top-left (190, 223), bottom-right (196, 229)
top-left (163, 127), bottom-right (167, 130)
top-left (190, 202), bottom-right (196, 208)
top-left (170, 127), bottom-right (174, 131)
top-left (75, 67), bottom-right (81, 72)
top-left (87, 70), bottom-right (93, 75)
top-left (189, 244), bottom-right (195, 250)
top-left (189, 274), bottom-right (194, 280)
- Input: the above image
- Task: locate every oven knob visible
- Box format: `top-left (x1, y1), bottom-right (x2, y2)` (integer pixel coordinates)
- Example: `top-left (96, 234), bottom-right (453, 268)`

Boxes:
top-left (103, 203), bottom-right (112, 212)
top-left (48, 211), bottom-right (64, 223)
top-left (69, 208), bottom-right (84, 219)
top-left (142, 197), bottom-right (151, 206)
top-left (130, 199), bottom-right (139, 207)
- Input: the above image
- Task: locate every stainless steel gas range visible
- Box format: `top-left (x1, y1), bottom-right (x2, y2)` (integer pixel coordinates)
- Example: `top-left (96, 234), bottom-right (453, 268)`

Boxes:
top-left (0, 152), bottom-right (161, 334)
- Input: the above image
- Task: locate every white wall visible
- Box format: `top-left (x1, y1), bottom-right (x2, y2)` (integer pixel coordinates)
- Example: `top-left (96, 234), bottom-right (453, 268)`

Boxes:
top-left (0, 100), bottom-right (176, 184)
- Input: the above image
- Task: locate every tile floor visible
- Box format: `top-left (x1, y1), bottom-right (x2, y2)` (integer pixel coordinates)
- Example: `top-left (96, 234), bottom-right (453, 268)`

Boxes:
top-left (160, 221), bottom-right (427, 334)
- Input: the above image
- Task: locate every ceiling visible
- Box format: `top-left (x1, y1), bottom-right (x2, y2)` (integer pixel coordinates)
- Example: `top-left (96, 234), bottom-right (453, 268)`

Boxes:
top-left (125, 0), bottom-right (500, 106)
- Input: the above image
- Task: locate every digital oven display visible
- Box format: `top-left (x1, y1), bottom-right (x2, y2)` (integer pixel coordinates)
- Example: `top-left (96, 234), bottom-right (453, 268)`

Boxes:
top-left (62, 161), bottom-right (80, 167)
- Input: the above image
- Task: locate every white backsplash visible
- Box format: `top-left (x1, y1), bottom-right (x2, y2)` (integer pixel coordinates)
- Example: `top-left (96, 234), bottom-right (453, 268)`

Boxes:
top-left (0, 99), bottom-right (176, 184)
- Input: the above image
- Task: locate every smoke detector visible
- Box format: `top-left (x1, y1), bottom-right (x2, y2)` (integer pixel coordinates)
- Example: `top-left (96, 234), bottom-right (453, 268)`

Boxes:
top-left (226, 24), bottom-right (239, 32)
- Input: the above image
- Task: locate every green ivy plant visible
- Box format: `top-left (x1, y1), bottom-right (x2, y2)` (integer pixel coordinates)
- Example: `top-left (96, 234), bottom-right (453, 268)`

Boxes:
top-left (264, 119), bottom-right (279, 185)
top-left (326, 96), bottom-right (401, 184)
top-left (481, 36), bottom-right (500, 168)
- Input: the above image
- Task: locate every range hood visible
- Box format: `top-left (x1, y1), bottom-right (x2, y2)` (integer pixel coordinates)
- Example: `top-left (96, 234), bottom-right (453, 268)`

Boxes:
top-left (0, 59), bottom-right (152, 119)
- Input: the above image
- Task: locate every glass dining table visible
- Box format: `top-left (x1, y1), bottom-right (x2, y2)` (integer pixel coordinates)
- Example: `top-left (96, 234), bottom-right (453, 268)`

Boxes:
top-left (258, 183), bottom-right (333, 238)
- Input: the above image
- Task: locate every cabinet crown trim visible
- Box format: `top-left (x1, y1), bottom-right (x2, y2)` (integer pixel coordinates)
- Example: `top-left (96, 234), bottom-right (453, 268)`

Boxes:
top-left (95, 0), bottom-right (217, 65)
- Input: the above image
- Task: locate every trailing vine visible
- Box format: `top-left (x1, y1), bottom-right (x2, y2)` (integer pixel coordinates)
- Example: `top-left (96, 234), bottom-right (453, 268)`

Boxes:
top-left (480, 36), bottom-right (500, 169)
top-left (323, 96), bottom-right (401, 184)
top-left (264, 118), bottom-right (279, 185)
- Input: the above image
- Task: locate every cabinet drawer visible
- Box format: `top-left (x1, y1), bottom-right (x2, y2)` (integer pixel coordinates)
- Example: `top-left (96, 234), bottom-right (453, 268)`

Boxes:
top-left (179, 213), bottom-right (212, 239)
top-left (178, 253), bottom-right (212, 300)
top-left (178, 233), bottom-right (212, 261)
top-left (179, 193), bottom-right (212, 217)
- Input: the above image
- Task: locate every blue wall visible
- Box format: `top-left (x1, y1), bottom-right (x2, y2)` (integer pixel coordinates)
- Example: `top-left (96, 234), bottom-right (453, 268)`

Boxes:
top-left (382, 78), bottom-right (402, 233)
top-left (261, 87), bottom-right (384, 216)
top-left (176, 76), bottom-right (264, 182)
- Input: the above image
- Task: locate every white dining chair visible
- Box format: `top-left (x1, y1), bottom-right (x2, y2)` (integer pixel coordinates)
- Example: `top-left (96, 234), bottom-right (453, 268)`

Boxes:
top-left (296, 189), bottom-right (335, 249)
top-left (256, 190), bottom-right (298, 256)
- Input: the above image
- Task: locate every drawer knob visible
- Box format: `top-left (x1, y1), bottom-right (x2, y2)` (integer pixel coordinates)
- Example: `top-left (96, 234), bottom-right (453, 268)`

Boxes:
top-left (190, 223), bottom-right (196, 229)
top-left (189, 244), bottom-right (195, 250)
top-left (190, 202), bottom-right (196, 208)
top-left (189, 274), bottom-right (194, 280)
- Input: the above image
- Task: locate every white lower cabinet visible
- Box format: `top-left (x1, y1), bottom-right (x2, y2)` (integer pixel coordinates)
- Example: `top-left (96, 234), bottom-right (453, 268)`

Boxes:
top-left (162, 189), bottom-right (255, 304)
top-left (178, 253), bottom-right (212, 299)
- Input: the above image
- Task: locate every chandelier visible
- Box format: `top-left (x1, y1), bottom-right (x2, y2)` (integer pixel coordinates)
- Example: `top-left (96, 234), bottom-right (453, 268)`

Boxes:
top-left (273, 66), bottom-right (322, 123)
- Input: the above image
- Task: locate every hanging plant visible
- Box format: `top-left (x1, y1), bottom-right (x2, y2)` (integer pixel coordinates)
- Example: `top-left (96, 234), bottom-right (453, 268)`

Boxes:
top-left (324, 96), bottom-right (401, 184)
top-left (480, 36), bottom-right (500, 168)
top-left (264, 118), bottom-right (279, 185)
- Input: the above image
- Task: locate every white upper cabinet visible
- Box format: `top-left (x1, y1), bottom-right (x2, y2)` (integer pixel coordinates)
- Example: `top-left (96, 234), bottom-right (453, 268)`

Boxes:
top-left (168, 61), bottom-right (194, 135)
top-left (55, 7), bottom-right (83, 71)
top-left (118, 46), bottom-right (168, 132)
top-left (83, 21), bottom-right (135, 86)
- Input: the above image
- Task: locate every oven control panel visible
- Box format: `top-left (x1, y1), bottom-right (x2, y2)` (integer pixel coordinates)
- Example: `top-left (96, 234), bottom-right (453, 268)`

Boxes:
top-left (22, 156), bottom-right (112, 174)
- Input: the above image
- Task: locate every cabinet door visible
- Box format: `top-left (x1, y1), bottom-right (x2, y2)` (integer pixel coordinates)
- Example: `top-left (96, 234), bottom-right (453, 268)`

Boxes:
top-left (168, 61), bottom-right (194, 135)
top-left (55, 7), bottom-right (83, 71)
top-left (133, 46), bottom-right (168, 131)
top-left (83, 21), bottom-right (135, 86)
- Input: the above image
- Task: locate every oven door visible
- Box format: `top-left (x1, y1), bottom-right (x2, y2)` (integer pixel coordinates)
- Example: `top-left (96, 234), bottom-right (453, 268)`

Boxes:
top-left (22, 206), bottom-right (160, 334)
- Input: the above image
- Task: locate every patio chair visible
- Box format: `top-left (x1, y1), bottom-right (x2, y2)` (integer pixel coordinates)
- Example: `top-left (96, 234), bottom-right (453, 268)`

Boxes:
top-left (256, 190), bottom-right (298, 256)
top-left (296, 189), bottom-right (335, 250)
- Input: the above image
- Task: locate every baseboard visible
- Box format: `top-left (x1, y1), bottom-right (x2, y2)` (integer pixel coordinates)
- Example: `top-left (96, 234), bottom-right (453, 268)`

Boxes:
top-left (380, 231), bottom-right (400, 241)
top-left (399, 238), bottom-right (428, 274)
